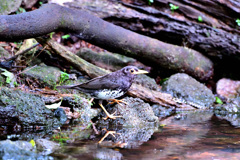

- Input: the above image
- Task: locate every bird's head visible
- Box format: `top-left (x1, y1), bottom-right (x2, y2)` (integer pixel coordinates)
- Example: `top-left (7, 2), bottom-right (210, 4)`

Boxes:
top-left (122, 66), bottom-right (148, 78)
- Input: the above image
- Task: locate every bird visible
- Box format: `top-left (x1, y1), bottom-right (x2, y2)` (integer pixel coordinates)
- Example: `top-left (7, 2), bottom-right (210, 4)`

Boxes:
top-left (56, 66), bottom-right (148, 120)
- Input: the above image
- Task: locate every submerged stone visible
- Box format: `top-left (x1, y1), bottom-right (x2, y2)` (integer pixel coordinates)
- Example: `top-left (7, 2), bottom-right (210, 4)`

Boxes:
top-left (214, 97), bottom-right (240, 127)
top-left (0, 140), bottom-right (52, 160)
top-left (161, 73), bottom-right (215, 109)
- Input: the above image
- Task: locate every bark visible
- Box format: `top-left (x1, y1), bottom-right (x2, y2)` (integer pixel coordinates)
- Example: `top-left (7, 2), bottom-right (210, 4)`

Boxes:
top-left (0, 3), bottom-right (213, 80)
top-left (76, 0), bottom-right (240, 59)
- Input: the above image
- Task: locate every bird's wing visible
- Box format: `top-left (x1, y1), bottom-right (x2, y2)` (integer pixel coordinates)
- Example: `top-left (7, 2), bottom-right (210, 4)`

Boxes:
top-left (73, 74), bottom-right (120, 90)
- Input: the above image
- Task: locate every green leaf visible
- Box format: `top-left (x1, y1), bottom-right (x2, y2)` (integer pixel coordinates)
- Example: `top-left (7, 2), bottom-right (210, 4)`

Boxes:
top-left (236, 19), bottom-right (240, 26)
top-left (159, 78), bottom-right (169, 85)
top-left (215, 96), bottom-right (223, 104)
top-left (16, 7), bottom-right (26, 14)
top-left (29, 139), bottom-right (35, 147)
top-left (1, 69), bottom-right (15, 84)
top-left (49, 32), bottom-right (55, 39)
top-left (59, 71), bottom-right (70, 85)
top-left (62, 34), bottom-right (71, 39)
top-left (169, 3), bottom-right (179, 11)
top-left (198, 16), bottom-right (203, 22)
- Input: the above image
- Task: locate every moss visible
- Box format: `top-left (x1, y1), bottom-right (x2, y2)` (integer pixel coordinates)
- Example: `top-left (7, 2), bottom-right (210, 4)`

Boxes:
top-left (0, 87), bottom-right (62, 127)
top-left (21, 65), bottom-right (61, 88)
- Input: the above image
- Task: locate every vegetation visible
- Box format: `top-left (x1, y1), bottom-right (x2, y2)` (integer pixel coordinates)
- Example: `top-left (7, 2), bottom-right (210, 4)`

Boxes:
top-left (169, 3), bottom-right (179, 12)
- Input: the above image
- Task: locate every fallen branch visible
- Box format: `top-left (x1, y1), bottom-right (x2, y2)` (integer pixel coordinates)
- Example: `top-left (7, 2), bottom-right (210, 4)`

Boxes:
top-left (0, 3), bottom-right (213, 80)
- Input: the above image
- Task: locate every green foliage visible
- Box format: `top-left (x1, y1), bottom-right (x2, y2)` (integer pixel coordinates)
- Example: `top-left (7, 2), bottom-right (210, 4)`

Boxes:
top-left (13, 41), bottom-right (23, 49)
top-left (159, 78), bottom-right (169, 85)
top-left (146, 0), bottom-right (154, 5)
top-left (215, 96), bottom-right (223, 104)
top-left (49, 32), bottom-right (55, 39)
top-left (52, 132), bottom-right (70, 144)
top-left (198, 16), bottom-right (203, 22)
top-left (1, 69), bottom-right (14, 84)
top-left (16, 7), bottom-right (26, 14)
top-left (14, 81), bottom-right (19, 87)
top-left (62, 34), bottom-right (71, 39)
top-left (59, 71), bottom-right (70, 85)
top-left (236, 19), bottom-right (240, 26)
top-left (169, 3), bottom-right (179, 12)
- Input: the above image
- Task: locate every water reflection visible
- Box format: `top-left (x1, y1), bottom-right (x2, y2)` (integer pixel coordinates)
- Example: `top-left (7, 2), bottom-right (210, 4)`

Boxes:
top-left (53, 110), bottom-right (240, 159)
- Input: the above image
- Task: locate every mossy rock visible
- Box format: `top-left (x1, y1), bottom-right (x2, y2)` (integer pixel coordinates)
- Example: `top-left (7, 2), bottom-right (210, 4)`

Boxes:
top-left (0, 0), bottom-right (22, 15)
top-left (21, 65), bottom-right (62, 88)
top-left (0, 87), bottom-right (63, 128)
top-left (96, 97), bottom-right (159, 128)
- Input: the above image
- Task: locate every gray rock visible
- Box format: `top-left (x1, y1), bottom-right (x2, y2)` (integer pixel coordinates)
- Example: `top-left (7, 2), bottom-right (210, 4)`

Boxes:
top-left (0, 140), bottom-right (52, 160)
top-left (36, 139), bottom-right (60, 155)
top-left (21, 65), bottom-right (62, 88)
top-left (96, 97), bottom-right (159, 127)
top-left (0, 87), bottom-right (63, 128)
top-left (161, 73), bottom-right (215, 109)
top-left (0, 0), bottom-right (22, 15)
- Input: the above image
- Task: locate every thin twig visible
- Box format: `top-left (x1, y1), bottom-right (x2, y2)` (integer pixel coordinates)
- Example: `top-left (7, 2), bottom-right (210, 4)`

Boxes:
top-left (6, 43), bottom-right (39, 61)
top-left (16, 65), bottom-right (37, 76)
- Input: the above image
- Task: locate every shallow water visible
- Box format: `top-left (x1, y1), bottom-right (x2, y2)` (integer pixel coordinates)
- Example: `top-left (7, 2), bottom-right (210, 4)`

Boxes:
top-left (52, 110), bottom-right (240, 160)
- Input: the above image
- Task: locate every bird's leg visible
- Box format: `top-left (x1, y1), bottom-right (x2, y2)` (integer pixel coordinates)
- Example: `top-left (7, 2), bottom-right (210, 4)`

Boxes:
top-left (99, 103), bottom-right (122, 120)
top-left (98, 128), bottom-right (120, 144)
top-left (108, 99), bottom-right (128, 106)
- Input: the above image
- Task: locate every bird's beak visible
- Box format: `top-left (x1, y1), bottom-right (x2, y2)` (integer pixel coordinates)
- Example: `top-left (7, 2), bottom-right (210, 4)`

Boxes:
top-left (132, 69), bottom-right (149, 74)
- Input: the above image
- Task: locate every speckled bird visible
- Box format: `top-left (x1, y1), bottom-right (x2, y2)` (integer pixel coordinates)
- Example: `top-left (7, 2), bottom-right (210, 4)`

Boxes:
top-left (56, 66), bottom-right (148, 119)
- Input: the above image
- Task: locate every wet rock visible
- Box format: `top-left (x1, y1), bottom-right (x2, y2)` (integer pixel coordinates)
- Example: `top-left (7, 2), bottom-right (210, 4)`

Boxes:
top-left (99, 125), bottom-right (158, 148)
top-left (215, 113), bottom-right (240, 127)
top-left (214, 97), bottom-right (240, 114)
top-left (161, 73), bottom-right (215, 109)
top-left (94, 148), bottom-right (123, 159)
top-left (96, 97), bottom-right (159, 127)
top-left (134, 74), bottom-right (161, 92)
top-left (61, 96), bottom-right (99, 124)
top-left (216, 78), bottom-right (240, 99)
top-left (21, 64), bottom-right (62, 88)
top-left (0, 140), bottom-right (52, 159)
top-left (54, 108), bottom-right (68, 124)
top-left (214, 97), bottom-right (240, 127)
top-left (0, 87), bottom-right (63, 128)
top-left (36, 138), bottom-right (60, 155)
top-left (96, 97), bottom-right (159, 147)
top-left (152, 104), bottom-right (175, 119)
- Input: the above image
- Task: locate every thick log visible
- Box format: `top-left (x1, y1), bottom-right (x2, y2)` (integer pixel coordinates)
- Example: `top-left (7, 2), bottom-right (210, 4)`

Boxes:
top-left (0, 3), bottom-right (213, 80)
top-left (76, 0), bottom-right (240, 59)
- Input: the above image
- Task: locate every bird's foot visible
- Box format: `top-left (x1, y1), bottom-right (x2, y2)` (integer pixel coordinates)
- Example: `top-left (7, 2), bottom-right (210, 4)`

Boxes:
top-left (103, 111), bottom-right (122, 120)
top-left (98, 128), bottom-right (120, 144)
top-left (108, 99), bottom-right (128, 106)
top-left (99, 103), bottom-right (122, 120)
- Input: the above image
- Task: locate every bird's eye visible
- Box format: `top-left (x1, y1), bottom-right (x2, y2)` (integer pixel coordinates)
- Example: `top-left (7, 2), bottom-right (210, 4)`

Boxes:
top-left (130, 69), bottom-right (134, 73)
